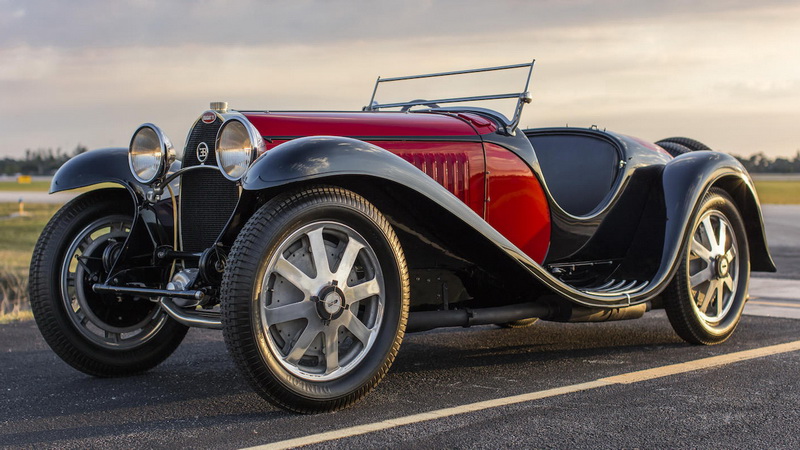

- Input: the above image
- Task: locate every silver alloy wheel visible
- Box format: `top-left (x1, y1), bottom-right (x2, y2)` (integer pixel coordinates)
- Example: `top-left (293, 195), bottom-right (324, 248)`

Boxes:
top-left (60, 216), bottom-right (168, 349)
top-left (686, 210), bottom-right (739, 324)
top-left (259, 221), bottom-right (385, 381)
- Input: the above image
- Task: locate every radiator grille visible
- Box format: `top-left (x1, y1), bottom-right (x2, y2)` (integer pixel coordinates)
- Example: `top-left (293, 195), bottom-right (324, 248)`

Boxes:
top-left (396, 152), bottom-right (470, 203)
top-left (180, 116), bottom-right (239, 252)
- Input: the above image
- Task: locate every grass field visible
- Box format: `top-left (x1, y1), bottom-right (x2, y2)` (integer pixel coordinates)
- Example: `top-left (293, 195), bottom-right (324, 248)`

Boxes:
top-left (0, 180), bottom-right (52, 191)
top-left (0, 203), bottom-right (61, 274)
top-left (0, 180), bottom-right (118, 192)
top-left (0, 202), bottom-right (61, 320)
top-left (751, 180), bottom-right (800, 204)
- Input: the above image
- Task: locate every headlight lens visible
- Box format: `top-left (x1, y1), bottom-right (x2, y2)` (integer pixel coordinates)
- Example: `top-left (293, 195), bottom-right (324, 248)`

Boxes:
top-left (128, 124), bottom-right (174, 184)
top-left (215, 118), bottom-right (264, 181)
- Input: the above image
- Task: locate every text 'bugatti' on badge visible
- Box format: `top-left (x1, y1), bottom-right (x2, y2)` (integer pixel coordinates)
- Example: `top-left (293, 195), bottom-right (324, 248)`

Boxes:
top-left (197, 142), bottom-right (209, 163)
top-left (202, 112), bottom-right (216, 124)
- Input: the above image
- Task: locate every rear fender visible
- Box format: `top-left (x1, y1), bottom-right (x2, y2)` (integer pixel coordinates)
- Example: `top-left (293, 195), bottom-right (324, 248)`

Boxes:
top-left (660, 151), bottom-right (776, 274)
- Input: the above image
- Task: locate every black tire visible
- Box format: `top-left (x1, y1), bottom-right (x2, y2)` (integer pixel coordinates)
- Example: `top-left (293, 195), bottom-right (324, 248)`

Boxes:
top-left (221, 186), bottom-right (409, 413)
top-left (664, 188), bottom-right (749, 345)
top-left (29, 189), bottom-right (188, 377)
top-left (657, 136), bottom-right (711, 151)
top-left (657, 141), bottom-right (692, 158)
top-left (497, 318), bottom-right (538, 329)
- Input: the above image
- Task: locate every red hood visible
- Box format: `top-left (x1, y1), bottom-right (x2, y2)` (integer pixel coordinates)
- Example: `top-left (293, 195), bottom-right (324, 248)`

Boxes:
top-left (240, 111), bottom-right (495, 138)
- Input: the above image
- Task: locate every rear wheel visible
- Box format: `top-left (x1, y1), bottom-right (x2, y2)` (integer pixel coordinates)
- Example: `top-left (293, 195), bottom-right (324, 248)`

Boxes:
top-left (664, 188), bottom-right (749, 345)
top-left (221, 187), bottom-right (409, 413)
top-left (29, 189), bottom-right (188, 376)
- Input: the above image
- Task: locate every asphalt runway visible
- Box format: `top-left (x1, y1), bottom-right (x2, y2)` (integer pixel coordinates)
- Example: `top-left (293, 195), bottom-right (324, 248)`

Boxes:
top-left (1, 312), bottom-right (798, 449)
top-left (0, 200), bottom-right (798, 448)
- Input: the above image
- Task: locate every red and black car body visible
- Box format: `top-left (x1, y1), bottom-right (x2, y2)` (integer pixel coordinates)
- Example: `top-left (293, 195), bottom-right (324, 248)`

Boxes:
top-left (32, 62), bottom-right (775, 412)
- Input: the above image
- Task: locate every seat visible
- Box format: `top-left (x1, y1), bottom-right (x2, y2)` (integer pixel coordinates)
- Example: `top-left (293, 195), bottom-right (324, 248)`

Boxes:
top-left (527, 132), bottom-right (620, 216)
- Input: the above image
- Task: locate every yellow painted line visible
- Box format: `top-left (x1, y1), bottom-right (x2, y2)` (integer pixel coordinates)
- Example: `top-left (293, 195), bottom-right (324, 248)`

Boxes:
top-left (248, 340), bottom-right (800, 450)
top-left (749, 300), bottom-right (800, 309)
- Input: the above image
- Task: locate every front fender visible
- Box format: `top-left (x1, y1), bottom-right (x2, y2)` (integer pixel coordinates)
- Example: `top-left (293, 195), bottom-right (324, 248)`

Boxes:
top-left (660, 151), bottom-right (776, 274)
top-left (50, 147), bottom-right (145, 196)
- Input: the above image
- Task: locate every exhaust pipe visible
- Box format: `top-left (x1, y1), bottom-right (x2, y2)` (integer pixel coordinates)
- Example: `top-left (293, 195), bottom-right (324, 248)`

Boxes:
top-left (407, 302), bottom-right (551, 333)
top-left (406, 301), bottom-right (650, 332)
top-left (159, 297), bottom-right (222, 329)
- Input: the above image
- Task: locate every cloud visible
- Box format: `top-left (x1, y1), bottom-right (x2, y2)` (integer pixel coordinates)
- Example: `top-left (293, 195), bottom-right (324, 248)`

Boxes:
top-left (0, 0), bottom-right (799, 158)
top-left (1, 0), bottom-right (798, 48)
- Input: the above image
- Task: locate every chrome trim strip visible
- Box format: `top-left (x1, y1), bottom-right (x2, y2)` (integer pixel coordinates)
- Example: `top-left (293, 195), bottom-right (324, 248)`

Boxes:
top-left (584, 281), bottom-right (649, 298)
top-left (593, 280), bottom-right (617, 290)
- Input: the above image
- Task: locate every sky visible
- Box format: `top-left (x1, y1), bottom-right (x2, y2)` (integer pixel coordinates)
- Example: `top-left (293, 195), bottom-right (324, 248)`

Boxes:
top-left (1, 0), bottom-right (799, 159)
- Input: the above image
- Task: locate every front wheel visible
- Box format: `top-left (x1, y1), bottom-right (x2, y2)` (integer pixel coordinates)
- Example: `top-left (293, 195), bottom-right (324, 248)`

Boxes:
top-left (221, 187), bottom-right (409, 413)
top-left (29, 189), bottom-right (188, 376)
top-left (664, 188), bottom-right (749, 345)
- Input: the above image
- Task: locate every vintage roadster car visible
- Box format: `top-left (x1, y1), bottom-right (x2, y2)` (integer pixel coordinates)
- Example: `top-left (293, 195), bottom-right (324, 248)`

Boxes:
top-left (30, 61), bottom-right (775, 413)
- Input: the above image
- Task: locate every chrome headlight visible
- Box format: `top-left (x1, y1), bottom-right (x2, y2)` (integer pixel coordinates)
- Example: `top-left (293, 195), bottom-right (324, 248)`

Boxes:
top-left (128, 124), bottom-right (175, 184)
top-left (215, 117), bottom-right (264, 181)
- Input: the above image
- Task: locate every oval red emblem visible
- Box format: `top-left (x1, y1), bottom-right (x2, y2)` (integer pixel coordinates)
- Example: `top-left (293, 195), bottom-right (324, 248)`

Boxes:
top-left (202, 111), bottom-right (216, 124)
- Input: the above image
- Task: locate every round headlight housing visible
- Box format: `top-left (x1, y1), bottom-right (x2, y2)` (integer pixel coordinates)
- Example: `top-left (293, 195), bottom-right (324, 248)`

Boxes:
top-left (128, 124), bottom-right (175, 184)
top-left (215, 118), bottom-right (264, 181)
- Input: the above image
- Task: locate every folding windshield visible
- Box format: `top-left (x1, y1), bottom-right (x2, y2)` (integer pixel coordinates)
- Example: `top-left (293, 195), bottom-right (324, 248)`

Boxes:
top-left (365, 60), bottom-right (535, 131)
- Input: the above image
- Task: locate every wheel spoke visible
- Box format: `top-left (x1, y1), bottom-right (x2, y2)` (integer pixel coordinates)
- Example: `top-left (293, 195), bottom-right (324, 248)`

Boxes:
top-left (78, 235), bottom-right (94, 252)
top-left (701, 217), bottom-right (717, 253)
top-left (264, 301), bottom-right (315, 325)
top-left (105, 331), bottom-right (121, 343)
top-left (344, 278), bottom-right (381, 302)
top-left (725, 246), bottom-right (737, 263)
top-left (324, 329), bottom-right (340, 374)
top-left (274, 256), bottom-right (315, 296)
top-left (285, 323), bottom-right (321, 365)
top-left (717, 222), bottom-right (727, 253)
top-left (690, 267), bottom-right (713, 289)
top-left (698, 279), bottom-right (718, 313)
top-left (306, 228), bottom-right (331, 279)
top-left (341, 310), bottom-right (372, 344)
top-left (716, 282), bottom-right (725, 316)
top-left (75, 308), bottom-right (89, 325)
top-left (691, 237), bottom-right (712, 262)
top-left (333, 239), bottom-right (364, 283)
top-left (723, 275), bottom-right (734, 292)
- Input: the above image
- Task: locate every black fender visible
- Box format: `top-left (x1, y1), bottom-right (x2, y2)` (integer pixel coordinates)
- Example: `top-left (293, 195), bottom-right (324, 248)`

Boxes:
top-left (232, 136), bottom-right (687, 309)
top-left (659, 151), bottom-right (775, 273)
top-left (50, 147), bottom-right (146, 197)
top-left (49, 148), bottom-right (178, 280)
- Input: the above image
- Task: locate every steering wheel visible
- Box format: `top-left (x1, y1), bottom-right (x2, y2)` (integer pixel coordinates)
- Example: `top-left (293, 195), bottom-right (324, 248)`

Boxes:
top-left (400, 100), bottom-right (441, 112)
